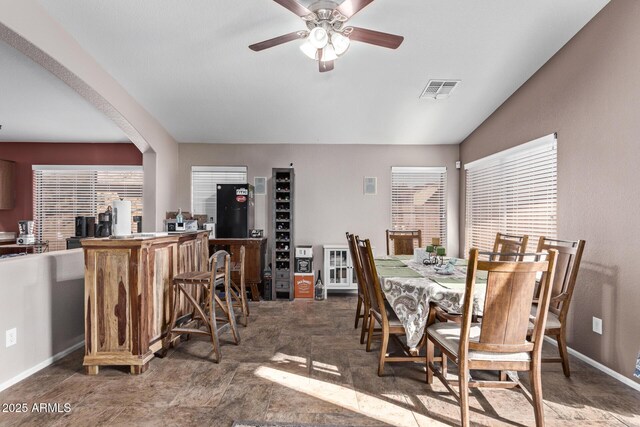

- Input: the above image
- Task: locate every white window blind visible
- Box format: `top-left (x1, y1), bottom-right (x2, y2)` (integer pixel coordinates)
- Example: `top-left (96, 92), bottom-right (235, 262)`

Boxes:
top-left (464, 134), bottom-right (557, 254)
top-left (33, 165), bottom-right (144, 251)
top-left (391, 167), bottom-right (447, 245)
top-left (191, 166), bottom-right (248, 222)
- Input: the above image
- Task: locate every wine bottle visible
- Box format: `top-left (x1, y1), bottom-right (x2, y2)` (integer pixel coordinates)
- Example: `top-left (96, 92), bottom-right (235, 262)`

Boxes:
top-left (315, 270), bottom-right (324, 300)
top-left (176, 208), bottom-right (184, 230)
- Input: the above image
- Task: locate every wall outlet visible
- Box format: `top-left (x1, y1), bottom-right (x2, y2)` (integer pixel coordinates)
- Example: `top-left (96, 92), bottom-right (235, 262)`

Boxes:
top-left (6, 328), bottom-right (17, 347)
top-left (592, 317), bottom-right (603, 335)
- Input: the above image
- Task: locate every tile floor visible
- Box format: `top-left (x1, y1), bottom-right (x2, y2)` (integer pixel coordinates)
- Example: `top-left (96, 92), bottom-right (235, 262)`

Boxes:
top-left (0, 296), bottom-right (639, 426)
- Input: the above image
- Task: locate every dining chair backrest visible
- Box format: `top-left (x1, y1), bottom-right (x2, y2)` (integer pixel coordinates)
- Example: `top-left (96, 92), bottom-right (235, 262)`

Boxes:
top-left (346, 232), bottom-right (369, 307)
top-left (356, 237), bottom-right (385, 317)
top-left (386, 229), bottom-right (422, 256)
top-left (238, 245), bottom-right (245, 285)
top-left (460, 249), bottom-right (557, 356)
top-left (492, 232), bottom-right (529, 261)
top-left (536, 237), bottom-right (585, 319)
top-left (209, 250), bottom-right (231, 286)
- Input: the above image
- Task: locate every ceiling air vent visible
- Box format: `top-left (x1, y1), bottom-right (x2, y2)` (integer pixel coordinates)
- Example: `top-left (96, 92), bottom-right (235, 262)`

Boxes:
top-left (420, 80), bottom-right (461, 100)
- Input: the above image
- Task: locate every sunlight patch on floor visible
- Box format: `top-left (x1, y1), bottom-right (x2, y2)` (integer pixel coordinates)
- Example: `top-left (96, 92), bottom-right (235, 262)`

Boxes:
top-left (383, 392), bottom-right (416, 407)
top-left (271, 352), bottom-right (308, 368)
top-left (312, 360), bottom-right (341, 376)
top-left (254, 366), bottom-right (449, 427)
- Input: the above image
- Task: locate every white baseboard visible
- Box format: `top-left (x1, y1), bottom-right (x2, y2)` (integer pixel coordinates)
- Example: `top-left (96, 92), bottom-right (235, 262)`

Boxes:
top-left (0, 337), bottom-right (85, 393)
top-left (4, 336), bottom-right (638, 394)
top-left (544, 336), bottom-right (640, 392)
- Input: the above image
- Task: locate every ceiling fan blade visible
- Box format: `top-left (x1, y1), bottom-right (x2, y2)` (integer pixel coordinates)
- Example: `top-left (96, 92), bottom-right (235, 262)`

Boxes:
top-left (336, 0), bottom-right (375, 18)
top-left (273, 0), bottom-right (313, 17)
top-left (249, 31), bottom-right (307, 51)
top-left (347, 27), bottom-right (404, 49)
top-left (319, 60), bottom-right (334, 73)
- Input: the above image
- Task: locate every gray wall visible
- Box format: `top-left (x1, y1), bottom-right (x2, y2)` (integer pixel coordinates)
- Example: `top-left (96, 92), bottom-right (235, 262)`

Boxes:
top-left (178, 144), bottom-right (460, 268)
top-left (0, 249), bottom-right (84, 389)
top-left (459, 0), bottom-right (640, 382)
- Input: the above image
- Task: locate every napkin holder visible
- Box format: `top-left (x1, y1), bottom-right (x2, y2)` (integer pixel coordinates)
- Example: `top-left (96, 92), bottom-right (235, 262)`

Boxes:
top-left (414, 248), bottom-right (429, 263)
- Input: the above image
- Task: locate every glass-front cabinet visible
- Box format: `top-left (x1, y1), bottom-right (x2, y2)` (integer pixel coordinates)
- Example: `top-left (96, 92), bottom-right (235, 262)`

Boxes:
top-left (323, 245), bottom-right (357, 298)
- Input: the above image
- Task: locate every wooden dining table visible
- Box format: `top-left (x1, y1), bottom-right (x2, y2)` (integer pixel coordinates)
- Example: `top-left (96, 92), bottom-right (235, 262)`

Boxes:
top-left (375, 255), bottom-right (487, 351)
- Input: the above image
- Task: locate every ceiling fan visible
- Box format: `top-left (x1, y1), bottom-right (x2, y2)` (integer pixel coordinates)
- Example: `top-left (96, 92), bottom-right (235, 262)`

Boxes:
top-left (249, 0), bottom-right (404, 72)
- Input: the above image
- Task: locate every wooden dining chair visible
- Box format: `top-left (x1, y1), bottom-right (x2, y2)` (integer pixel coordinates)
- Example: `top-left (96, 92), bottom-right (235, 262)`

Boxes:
top-left (229, 245), bottom-right (249, 327)
top-left (165, 250), bottom-right (240, 362)
top-left (358, 236), bottom-right (424, 375)
top-left (530, 237), bottom-right (585, 377)
top-left (346, 232), bottom-right (368, 343)
top-left (426, 248), bottom-right (558, 427)
top-left (386, 229), bottom-right (422, 256)
top-left (492, 232), bottom-right (529, 260)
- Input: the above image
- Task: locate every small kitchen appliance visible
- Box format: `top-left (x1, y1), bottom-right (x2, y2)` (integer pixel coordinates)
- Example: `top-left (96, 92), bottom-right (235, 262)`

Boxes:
top-left (204, 222), bottom-right (216, 238)
top-left (17, 220), bottom-right (35, 245)
top-left (133, 216), bottom-right (142, 233)
top-left (182, 220), bottom-right (198, 231)
top-left (165, 219), bottom-right (198, 232)
top-left (75, 216), bottom-right (96, 237)
top-left (112, 199), bottom-right (132, 237)
top-left (96, 207), bottom-right (112, 237)
top-left (75, 216), bottom-right (86, 237)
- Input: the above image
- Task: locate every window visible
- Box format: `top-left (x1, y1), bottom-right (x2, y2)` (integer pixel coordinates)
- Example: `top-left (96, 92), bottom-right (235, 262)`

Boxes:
top-left (191, 166), bottom-right (248, 222)
top-left (391, 167), bottom-right (447, 245)
top-left (33, 165), bottom-right (144, 251)
top-left (464, 133), bottom-right (557, 254)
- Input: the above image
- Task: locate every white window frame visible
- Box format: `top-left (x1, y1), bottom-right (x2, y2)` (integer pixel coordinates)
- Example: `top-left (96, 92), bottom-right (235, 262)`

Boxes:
top-left (32, 165), bottom-right (143, 251)
top-left (464, 133), bottom-right (557, 254)
top-left (191, 166), bottom-right (248, 222)
top-left (390, 166), bottom-right (448, 247)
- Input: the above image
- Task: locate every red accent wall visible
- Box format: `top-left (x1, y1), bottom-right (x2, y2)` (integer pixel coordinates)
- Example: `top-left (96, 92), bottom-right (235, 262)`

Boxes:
top-left (0, 142), bottom-right (142, 234)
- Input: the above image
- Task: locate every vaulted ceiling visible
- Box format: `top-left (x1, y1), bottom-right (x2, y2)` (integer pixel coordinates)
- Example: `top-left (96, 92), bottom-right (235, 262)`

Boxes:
top-left (0, 40), bottom-right (128, 143)
top-left (3, 0), bottom-right (609, 144)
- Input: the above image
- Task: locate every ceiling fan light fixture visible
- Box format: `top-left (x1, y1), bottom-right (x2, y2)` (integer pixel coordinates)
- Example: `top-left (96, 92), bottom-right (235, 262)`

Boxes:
top-left (321, 44), bottom-right (338, 61)
top-left (308, 27), bottom-right (329, 49)
top-left (249, 0), bottom-right (404, 72)
top-left (331, 32), bottom-right (350, 56)
top-left (300, 40), bottom-right (318, 60)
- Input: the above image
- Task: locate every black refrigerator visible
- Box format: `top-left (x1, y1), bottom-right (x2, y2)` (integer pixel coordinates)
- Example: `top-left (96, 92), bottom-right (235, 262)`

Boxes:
top-left (216, 184), bottom-right (255, 238)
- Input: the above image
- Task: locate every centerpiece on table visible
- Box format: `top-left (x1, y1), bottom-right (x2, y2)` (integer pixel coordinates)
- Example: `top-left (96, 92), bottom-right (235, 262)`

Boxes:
top-left (421, 237), bottom-right (446, 266)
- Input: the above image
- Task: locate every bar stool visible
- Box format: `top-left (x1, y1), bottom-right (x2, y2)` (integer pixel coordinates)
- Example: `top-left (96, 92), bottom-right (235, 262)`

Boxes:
top-left (164, 250), bottom-right (240, 362)
top-left (230, 245), bottom-right (249, 327)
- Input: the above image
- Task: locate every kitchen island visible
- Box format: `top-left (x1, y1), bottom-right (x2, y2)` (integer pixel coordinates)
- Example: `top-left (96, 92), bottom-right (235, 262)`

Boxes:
top-left (81, 231), bottom-right (208, 375)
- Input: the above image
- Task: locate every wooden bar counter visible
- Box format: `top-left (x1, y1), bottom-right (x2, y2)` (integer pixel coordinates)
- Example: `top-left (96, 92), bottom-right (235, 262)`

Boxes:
top-left (81, 231), bottom-right (208, 375)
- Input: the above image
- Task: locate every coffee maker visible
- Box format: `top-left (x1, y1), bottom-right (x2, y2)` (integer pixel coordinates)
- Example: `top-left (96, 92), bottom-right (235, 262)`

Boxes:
top-left (95, 207), bottom-right (113, 237)
top-left (17, 220), bottom-right (35, 245)
top-left (75, 216), bottom-right (96, 237)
